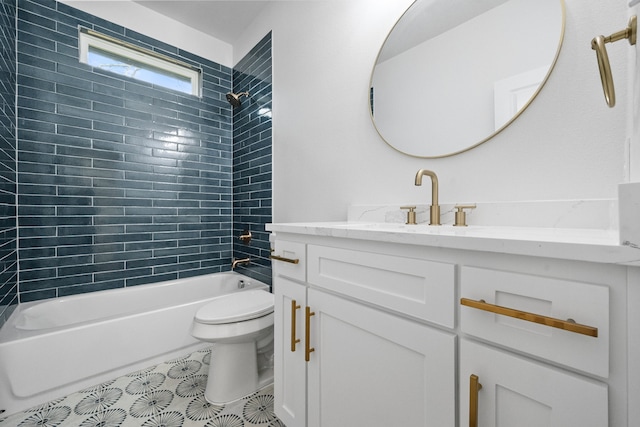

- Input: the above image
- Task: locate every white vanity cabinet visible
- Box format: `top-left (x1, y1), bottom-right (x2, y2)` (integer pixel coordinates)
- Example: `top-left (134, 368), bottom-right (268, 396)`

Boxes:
top-left (268, 223), bottom-right (637, 427)
top-left (457, 259), bottom-right (621, 426)
top-left (272, 239), bottom-right (456, 427)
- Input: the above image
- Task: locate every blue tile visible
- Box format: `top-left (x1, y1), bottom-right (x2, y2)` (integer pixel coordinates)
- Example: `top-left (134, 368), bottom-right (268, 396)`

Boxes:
top-left (58, 280), bottom-right (124, 297)
top-left (94, 233), bottom-right (152, 244)
top-left (126, 256), bottom-right (177, 269)
top-left (94, 267), bottom-right (151, 283)
top-left (56, 244), bottom-right (122, 257)
top-left (20, 289), bottom-right (56, 302)
top-left (125, 272), bottom-right (177, 287)
top-left (58, 262), bottom-right (125, 277)
top-left (21, 273), bottom-right (93, 292)
top-left (8, 2), bottom-right (272, 303)
top-left (19, 267), bottom-right (57, 281)
top-left (94, 250), bottom-right (152, 263)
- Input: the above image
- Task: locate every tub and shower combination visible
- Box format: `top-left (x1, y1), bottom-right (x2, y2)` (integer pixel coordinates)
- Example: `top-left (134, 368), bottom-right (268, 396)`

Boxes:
top-left (0, 272), bottom-right (268, 416)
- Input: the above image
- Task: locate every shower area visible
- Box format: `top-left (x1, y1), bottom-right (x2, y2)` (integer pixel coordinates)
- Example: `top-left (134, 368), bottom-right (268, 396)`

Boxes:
top-left (0, 0), bottom-right (273, 329)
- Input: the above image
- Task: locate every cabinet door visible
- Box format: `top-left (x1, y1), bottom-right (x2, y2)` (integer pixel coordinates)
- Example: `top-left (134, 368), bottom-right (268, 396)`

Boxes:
top-left (460, 339), bottom-right (608, 427)
top-left (273, 277), bottom-right (307, 427)
top-left (307, 288), bottom-right (455, 427)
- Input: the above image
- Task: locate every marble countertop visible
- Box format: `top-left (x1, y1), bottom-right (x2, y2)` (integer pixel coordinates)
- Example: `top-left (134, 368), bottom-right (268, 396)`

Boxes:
top-left (266, 222), bottom-right (640, 266)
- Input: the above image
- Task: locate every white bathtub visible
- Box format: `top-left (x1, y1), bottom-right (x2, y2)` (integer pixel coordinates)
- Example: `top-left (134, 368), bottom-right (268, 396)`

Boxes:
top-left (0, 272), bottom-right (269, 416)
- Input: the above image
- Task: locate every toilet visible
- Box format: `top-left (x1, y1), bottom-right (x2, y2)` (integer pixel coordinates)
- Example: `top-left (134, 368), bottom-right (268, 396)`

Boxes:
top-left (190, 288), bottom-right (275, 404)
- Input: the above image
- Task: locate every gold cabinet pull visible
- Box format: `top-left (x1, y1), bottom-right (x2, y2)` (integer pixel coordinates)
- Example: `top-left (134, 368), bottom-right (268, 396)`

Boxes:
top-left (469, 374), bottom-right (482, 427)
top-left (291, 300), bottom-right (301, 352)
top-left (460, 298), bottom-right (598, 337)
top-left (270, 254), bottom-right (300, 264)
top-left (305, 306), bottom-right (315, 362)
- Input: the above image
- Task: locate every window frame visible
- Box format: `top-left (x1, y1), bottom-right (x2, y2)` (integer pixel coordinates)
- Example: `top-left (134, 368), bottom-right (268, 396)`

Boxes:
top-left (78, 27), bottom-right (202, 97)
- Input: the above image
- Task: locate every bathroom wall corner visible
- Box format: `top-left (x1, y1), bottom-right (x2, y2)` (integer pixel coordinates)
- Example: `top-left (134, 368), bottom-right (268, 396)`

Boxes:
top-left (232, 32), bottom-right (273, 287)
top-left (0, 0), bottom-right (18, 329)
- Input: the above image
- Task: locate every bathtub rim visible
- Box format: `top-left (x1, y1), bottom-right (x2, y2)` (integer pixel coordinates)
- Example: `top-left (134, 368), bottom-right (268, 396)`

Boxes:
top-left (0, 272), bottom-right (268, 343)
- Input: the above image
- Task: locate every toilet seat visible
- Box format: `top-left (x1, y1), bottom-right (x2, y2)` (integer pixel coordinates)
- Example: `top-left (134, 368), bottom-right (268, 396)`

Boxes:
top-left (195, 289), bottom-right (274, 325)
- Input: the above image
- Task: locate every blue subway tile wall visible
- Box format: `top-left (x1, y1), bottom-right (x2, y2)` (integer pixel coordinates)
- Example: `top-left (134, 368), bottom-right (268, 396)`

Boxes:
top-left (0, 0), bottom-right (18, 328)
top-left (16, 0), bottom-right (237, 301)
top-left (232, 33), bottom-right (272, 287)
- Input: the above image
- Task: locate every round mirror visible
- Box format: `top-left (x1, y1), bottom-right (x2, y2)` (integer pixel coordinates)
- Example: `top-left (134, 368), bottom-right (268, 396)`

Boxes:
top-left (370, 0), bottom-right (565, 158)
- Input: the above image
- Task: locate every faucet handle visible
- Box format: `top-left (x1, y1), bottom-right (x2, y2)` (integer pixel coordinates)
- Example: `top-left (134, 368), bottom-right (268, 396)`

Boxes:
top-left (239, 229), bottom-right (252, 244)
top-left (400, 206), bottom-right (417, 225)
top-left (454, 204), bottom-right (476, 227)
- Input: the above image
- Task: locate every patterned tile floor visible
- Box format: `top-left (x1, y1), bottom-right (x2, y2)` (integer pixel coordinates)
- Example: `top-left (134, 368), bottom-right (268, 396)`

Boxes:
top-left (0, 347), bottom-right (284, 427)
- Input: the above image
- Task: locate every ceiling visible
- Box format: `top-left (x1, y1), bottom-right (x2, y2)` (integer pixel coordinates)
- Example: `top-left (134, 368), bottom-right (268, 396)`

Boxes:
top-left (131, 0), bottom-right (271, 44)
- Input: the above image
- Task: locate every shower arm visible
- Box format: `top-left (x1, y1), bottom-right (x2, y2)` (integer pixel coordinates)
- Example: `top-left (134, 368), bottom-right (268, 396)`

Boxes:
top-left (591, 15), bottom-right (637, 108)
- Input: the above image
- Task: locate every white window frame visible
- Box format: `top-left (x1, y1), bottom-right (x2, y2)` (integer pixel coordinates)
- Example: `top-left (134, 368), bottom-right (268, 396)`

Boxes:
top-left (78, 27), bottom-right (202, 97)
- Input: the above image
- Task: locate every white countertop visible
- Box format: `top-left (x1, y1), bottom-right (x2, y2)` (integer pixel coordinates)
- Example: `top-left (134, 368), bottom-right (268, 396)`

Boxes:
top-left (266, 222), bottom-right (640, 266)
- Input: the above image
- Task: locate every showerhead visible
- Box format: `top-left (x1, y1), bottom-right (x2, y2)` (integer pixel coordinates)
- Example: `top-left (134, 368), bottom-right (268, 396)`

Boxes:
top-left (226, 91), bottom-right (250, 107)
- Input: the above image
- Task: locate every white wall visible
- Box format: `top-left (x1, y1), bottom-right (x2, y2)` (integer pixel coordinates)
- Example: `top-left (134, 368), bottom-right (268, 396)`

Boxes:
top-left (238, 0), bottom-right (633, 223)
top-left (61, 0), bottom-right (636, 224)
top-left (59, 0), bottom-right (233, 67)
top-left (632, 2), bottom-right (640, 183)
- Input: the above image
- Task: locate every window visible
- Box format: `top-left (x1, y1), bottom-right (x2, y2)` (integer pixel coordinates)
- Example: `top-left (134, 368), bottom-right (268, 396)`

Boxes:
top-left (79, 28), bottom-right (202, 97)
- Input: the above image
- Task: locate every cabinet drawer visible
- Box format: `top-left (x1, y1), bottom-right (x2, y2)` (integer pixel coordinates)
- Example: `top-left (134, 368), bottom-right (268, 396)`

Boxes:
top-left (272, 240), bottom-right (306, 282)
top-left (460, 266), bottom-right (609, 377)
top-left (307, 245), bottom-right (455, 328)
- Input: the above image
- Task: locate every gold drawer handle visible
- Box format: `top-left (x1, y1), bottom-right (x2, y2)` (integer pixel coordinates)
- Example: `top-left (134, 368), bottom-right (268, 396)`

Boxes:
top-left (291, 300), bottom-right (301, 352)
top-left (460, 298), bottom-right (598, 337)
top-left (469, 374), bottom-right (482, 427)
top-left (305, 306), bottom-right (315, 362)
top-left (270, 254), bottom-right (300, 264)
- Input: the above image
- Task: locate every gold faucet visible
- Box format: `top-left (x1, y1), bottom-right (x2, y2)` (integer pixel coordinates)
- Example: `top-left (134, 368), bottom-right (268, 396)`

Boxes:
top-left (414, 169), bottom-right (440, 225)
top-left (232, 257), bottom-right (250, 269)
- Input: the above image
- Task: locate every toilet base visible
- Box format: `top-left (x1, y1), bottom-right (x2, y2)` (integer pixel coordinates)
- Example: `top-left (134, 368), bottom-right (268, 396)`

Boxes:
top-left (204, 342), bottom-right (274, 404)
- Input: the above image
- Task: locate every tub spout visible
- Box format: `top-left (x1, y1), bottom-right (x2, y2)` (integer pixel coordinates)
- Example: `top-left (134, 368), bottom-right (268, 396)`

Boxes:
top-left (415, 169), bottom-right (441, 225)
top-left (232, 257), bottom-right (250, 269)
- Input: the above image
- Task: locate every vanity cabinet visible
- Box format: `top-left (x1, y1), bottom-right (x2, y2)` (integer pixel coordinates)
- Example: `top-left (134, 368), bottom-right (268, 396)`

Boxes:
top-left (458, 265), bottom-right (611, 426)
top-left (273, 240), bottom-right (456, 427)
top-left (268, 224), bottom-right (635, 427)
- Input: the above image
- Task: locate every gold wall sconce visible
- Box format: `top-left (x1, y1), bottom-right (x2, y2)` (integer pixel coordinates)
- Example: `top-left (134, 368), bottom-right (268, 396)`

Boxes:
top-left (591, 15), bottom-right (637, 107)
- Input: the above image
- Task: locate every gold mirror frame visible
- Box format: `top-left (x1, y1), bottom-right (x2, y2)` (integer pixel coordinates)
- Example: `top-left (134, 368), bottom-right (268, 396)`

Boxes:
top-left (369, 0), bottom-right (566, 159)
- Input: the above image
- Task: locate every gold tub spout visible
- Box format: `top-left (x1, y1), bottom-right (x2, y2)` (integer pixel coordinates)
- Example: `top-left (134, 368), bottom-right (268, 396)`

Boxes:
top-left (232, 257), bottom-right (250, 269)
top-left (415, 169), bottom-right (440, 225)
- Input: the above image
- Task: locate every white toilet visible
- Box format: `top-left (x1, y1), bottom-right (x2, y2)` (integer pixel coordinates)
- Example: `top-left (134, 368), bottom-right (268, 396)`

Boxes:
top-left (190, 288), bottom-right (275, 404)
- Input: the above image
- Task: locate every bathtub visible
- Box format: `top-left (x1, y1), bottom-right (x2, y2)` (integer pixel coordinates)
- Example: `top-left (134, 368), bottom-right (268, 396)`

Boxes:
top-left (0, 272), bottom-right (269, 416)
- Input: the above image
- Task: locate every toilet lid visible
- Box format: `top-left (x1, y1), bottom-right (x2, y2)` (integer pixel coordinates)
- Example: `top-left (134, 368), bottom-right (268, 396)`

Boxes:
top-left (195, 289), bottom-right (274, 324)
